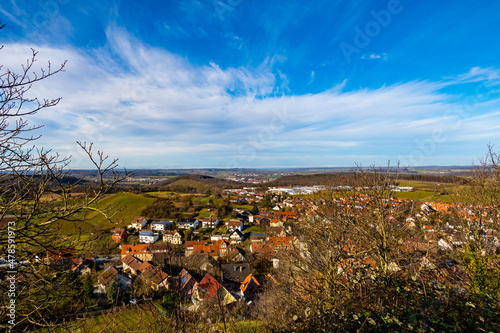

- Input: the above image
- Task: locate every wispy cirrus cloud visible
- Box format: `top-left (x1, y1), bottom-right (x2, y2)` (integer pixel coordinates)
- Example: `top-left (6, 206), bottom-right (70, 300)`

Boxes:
top-left (3, 26), bottom-right (500, 168)
top-left (362, 53), bottom-right (388, 61)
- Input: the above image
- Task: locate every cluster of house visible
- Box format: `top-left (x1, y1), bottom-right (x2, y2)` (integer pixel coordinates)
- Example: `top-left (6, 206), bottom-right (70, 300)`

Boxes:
top-left (326, 194), bottom-right (500, 256)
top-left (23, 187), bottom-right (500, 320)
top-left (224, 188), bottom-right (265, 203)
top-left (112, 216), bottom-right (224, 245)
top-left (225, 187), bottom-right (323, 205)
top-left (93, 242), bottom-right (262, 307)
top-left (33, 191), bottom-right (500, 313)
top-left (110, 211), bottom-right (298, 263)
top-left (111, 195), bottom-right (499, 274)
top-left (412, 201), bottom-right (500, 252)
top-left (85, 208), bottom-right (304, 304)
top-left (177, 263), bottom-right (261, 307)
top-left (35, 241), bottom-right (263, 309)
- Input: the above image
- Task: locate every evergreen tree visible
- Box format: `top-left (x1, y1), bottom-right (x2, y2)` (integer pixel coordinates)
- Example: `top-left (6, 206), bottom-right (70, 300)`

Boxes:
top-left (83, 274), bottom-right (93, 299)
top-left (185, 228), bottom-right (193, 241)
top-left (107, 280), bottom-right (118, 303)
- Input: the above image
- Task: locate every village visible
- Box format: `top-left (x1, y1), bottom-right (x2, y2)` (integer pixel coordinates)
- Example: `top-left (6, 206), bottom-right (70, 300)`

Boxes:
top-left (3, 0), bottom-right (500, 328)
top-left (28, 181), bottom-right (499, 325)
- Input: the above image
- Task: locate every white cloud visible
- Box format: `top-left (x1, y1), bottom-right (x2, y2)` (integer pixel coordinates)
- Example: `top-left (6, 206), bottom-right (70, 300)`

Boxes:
top-left (362, 53), bottom-right (388, 61)
top-left (447, 67), bottom-right (500, 84)
top-left (3, 28), bottom-right (500, 168)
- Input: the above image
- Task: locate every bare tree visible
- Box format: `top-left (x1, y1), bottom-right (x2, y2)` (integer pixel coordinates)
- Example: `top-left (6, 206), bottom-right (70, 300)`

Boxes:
top-left (260, 162), bottom-right (500, 332)
top-left (0, 22), bottom-right (130, 330)
top-left (452, 144), bottom-right (500, 298)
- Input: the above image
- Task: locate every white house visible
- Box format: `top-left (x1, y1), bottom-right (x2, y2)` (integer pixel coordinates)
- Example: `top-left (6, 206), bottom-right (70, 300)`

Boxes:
top-left (130, 216), bottom-right (148, 230)
top-left (201, 218), bottom-right (219, 229)
top-left (226, 220), bottom-right (244, 232)
top-left (151, 220), bottom-right (172, 232)
top-left (229, 229), bottom-right (244, 244)
top-left (211, 234), bottom-right (230, 242)
top-left (139, 231), bottom-right (159, 244)
top-left (177, 218), bottom-right (199, 230)
top-left (163, 230), bottom-right (184, 245)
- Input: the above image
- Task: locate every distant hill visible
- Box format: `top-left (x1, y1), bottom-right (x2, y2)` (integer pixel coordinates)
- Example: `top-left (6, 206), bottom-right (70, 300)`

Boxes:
top-left (269, 174), bottom-right (348, 187)
top-left (147, 174), bottom-right (249, 193)
top-left (268, 173), bottom-right (468, 187)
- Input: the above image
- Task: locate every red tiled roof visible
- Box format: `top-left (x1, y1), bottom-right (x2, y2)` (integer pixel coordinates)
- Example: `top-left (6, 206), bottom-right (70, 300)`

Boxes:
top-left (193, 244), bottom-right (220, 257)
top-left (132, 216), bottom-right (147, 225)
top-left (138, 261), bottom-right (154, 272)
top-left (185, 241), bottom-right (206, 249)
top-left (122, 254), bottom-right (143, 271)
top-left (0, 217), bottom-right (16, 229)
top-left (227, 220), bottom-right (242, 227)
top-left (269, 236), bottom-right (291, 247)
top-left (198, 273), bottom-right (222, 299)
top-left (250, 243), bottom-right (275, 255)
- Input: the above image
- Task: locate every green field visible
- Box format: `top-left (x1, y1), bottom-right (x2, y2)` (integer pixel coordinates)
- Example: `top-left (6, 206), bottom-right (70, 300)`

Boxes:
top-left (197, 208), bottom-right (213, 218)
top-left (233, 204), bottom-right (254, 211)
top-left (392, 191), bottom-right (454, 202)
top-left (145, 191), bottom-right (177, 198)
top-left (300, 181), bottom-right (457, 203)
top-left (243, 225), bottom-right (266, 234)
top-left (392, 180), bottom-right (456, 202)
top-left (165, 178), bottom-right (208, 191)
top-left (36, 306), bottom-right (159, 332)
top-left (35, 306), bottom-right (262, 333)
top-left (84, 192), bottom-right (157, 229)
top-left (55, 220), bottom-right (97, 235)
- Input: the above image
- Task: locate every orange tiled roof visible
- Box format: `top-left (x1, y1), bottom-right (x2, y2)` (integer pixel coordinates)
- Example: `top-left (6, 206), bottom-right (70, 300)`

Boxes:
top-left (240, 273), bottom-right (260, 293)
top-left (121, 244), bottom-right (150, 256)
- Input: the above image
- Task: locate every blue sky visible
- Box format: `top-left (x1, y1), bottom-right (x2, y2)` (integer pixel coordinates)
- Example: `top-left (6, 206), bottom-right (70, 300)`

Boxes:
top-left (2, 0), bottom-right (500, 169)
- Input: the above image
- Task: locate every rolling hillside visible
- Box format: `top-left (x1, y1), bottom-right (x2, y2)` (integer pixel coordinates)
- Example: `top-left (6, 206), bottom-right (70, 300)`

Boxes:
top-left (148, 174), bottom-right (247, 192)
top-left (83, 192), bottom-right (158, 229)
